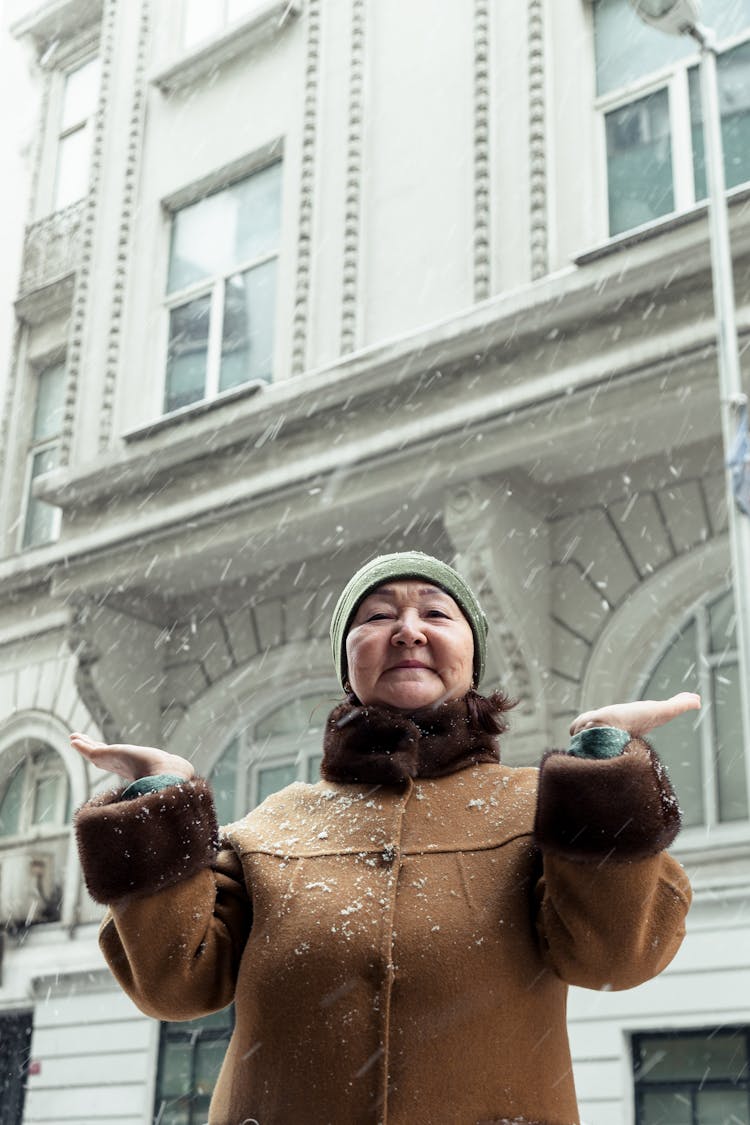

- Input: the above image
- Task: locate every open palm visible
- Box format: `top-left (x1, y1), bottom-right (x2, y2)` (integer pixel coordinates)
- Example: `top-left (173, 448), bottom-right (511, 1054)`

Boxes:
top-left (570, 692), bottom-right (701, 738)
top-left (69, 731), bottom-right (194, 783)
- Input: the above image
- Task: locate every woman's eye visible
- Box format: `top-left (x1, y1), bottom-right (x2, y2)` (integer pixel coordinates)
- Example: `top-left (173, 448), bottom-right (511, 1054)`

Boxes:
top-left (366, 612), bottom-right (391, 621)
top-left (425, 609), bottom-right (449, 618)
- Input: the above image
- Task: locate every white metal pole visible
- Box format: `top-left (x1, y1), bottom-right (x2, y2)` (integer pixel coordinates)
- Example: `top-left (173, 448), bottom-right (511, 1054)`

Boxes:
top-left (692, 25), bottom-right (750, 771)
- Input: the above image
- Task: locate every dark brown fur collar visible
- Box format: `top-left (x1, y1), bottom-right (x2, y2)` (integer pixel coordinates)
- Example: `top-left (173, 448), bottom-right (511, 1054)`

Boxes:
top-left (321, 692), bottom-right (508, 785)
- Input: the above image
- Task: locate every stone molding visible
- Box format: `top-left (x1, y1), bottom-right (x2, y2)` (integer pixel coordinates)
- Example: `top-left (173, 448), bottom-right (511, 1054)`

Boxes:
top-left (340, 0), bottom-right (366, 354)
top-left (291, 0), bottom-right (321, 376)
top-left (528, 0), bottom-right (548, 280)
top-left (18, 203), bottom-right (84, 298)
top-left (66, 596), bottom-right (121, 743)
top-left (98, 0), bottom-right (150, 451)
top-left (59, 0), bottom-right (114, 467)
top-left (473, 0), bottom-right (491, 301)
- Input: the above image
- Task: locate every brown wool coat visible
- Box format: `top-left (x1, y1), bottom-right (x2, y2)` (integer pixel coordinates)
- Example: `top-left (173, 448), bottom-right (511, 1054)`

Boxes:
top-left (75, 699), bottom-right (691, 1125)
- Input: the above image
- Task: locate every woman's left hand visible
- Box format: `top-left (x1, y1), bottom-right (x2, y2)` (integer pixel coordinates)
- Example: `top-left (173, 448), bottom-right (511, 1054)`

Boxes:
top-left (570, 692), bottom-right (701, 737)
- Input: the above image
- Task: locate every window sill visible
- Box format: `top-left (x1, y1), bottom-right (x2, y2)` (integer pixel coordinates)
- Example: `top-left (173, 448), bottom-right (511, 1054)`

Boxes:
top-left (125, 380), bottom-right (266, 442)
top-left (574, 180), bottom-right (750, 267)
top-left (151, 0), bottom-right (301, 95)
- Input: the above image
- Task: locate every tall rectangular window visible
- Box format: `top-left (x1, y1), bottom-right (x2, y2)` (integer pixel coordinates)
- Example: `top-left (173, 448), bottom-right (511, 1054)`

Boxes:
top-left (594, 0), bottom-right (750, 235)
top-left (22, 362), bottom-right (65, 550)
top-left (155, 1008), bottom-right (234, 1124)
top-left (53, 55), bottom-right (100, 212)
top-left (164, 161), bottom-right (281, 413)
top-left (183, 0), bottom-right (269, 48)
top-left (633, 1028), bottom-right (750, 1123)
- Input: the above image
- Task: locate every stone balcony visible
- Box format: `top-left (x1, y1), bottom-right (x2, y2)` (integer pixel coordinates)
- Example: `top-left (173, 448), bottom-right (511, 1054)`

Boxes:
top-left (18, 201), bottom-right (83, 303)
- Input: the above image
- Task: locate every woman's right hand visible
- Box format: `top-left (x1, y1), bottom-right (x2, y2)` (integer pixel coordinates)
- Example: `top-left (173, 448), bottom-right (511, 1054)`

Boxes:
top-left (69, 732), bottom-right (195, 784)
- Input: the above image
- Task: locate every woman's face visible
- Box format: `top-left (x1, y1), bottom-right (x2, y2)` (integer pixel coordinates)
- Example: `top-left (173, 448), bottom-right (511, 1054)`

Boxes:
top-left (345, 580), bottom-right (475, 710)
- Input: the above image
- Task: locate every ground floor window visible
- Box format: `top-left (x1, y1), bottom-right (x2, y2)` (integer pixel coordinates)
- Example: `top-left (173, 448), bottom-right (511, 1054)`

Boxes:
top-left (155, 1007), bottom-right (234, 1125)
top-left (633, 1027), bottom-right (750, 1124)
top-left (0, 1011), bottom-right (32, 1125)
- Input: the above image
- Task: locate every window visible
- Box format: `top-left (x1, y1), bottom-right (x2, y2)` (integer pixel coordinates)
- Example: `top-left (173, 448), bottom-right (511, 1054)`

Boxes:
top-left (53, 55), bottom-right (100, 212)
top-left (209, 690), bottom-right (333, 824)
top-left (183, 0), bottom-right (269, 47)
top-left (594, 0), bottom-right (750, 235)
top-left (21, 361), bottom-right (65, 550)
top-left (0, 746), bottom-right (70, 927)
top-left (641, 589), bottom-right (747, 830)
top-left (633, 1028), bottom-right (750, 1124)
top-left (164, 162), bottom-right (281, 413)
top-left (0, 1013), bottom-right (32, 1125)
top-left (155, 1008), bottom-right (234, 1125)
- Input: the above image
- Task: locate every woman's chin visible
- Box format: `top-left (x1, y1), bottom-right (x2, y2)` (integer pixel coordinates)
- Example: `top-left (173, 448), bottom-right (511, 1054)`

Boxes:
top-left (378, 685), bottom-right (450, 711)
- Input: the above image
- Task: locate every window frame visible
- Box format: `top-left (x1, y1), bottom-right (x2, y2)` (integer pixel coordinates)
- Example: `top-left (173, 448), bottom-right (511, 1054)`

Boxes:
top-left (181, 0), bottom-right (273, 49)
top-left (638, 587), bottom-right (749, 841)
top-left (154, 1006), bottom-right (235, 1125)
top-left (0, 745), bottom-right (71, 846)
top-left (52, 52), bottom-right (101, 213)
top-left (19, 360), bottom-right (65, 552)
top-left (162, 159), bottom-right (282, 416)
top-left (594, 19), bottom-right (750, 237)
top-left (632, 1026), bottom-right (750, 1124)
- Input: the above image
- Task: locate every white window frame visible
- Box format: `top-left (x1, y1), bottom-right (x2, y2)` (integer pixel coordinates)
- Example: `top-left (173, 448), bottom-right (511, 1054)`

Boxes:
top-left (595, 24), bottom-right (750, 237)
top-left (638, 588), bottom-right (749, 846)
top-left (0, 746), bottom-right (71, 845)
top-left (51, 52), bottom-right (100, 214)
top-left (162, 161), bottom-right (282, 415)
top-left (19, 361), bottom-right (65, 553)
top-left (181, 0), bottom-right (273, 48)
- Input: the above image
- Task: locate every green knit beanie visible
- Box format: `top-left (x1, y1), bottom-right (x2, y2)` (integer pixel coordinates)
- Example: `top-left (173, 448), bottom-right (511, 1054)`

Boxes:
top-left (330, 551), bottom-right (488, 689)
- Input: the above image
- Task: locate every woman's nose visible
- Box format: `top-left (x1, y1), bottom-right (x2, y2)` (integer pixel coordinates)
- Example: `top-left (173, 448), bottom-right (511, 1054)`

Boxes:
top-left (392, 614), bottom-right (426, 646)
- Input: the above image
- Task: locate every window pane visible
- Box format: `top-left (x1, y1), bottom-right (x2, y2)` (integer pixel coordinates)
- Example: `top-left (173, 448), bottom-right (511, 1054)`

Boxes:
top-left (255, 693), bottom-right (335, 738)
top-left (640, 1088), bottom-right (693, 1124)
top-left (194, 1038), bottom-right (226, 1096)
top-left (33, 364), bottom-right (65, 441)
top-left (167, 165), bottom-right (281, 294)
top-left (643, 620), bottom-right (704, 826)
top-left (690, 42), bottom-right (750, 201)
top-left (61, 56), bottom-right (100, 130)
top-left (32, 773), bottom-right (63, 826)
top-left (54, 124), bottom-right (93, 210)
top-left (606, 89), bottom-right (674, 235)
top-left (713, 662), bottom-right (749, 822)
top-left (165, 295), bottom-right (211, 412)
top-left (23, 445), bottom-right (61, 549)
top-left (209, 737), bottom-right (240, 825)
top-left (220, 258), bottom-right (276, 390)
top-left (159, 1041), bottom-right (192, 1098)
top-left (594, 0), bottom-right (750, 96)
top-left (183, 0), bottom-right (222, 46)
top-left (696, 1089), bottom-right (750, 1125)
top-left (0, 763), bottom-right (26, 837)
top-left (638, 1032), bottom-right (749, 1083)
top-left (256, 763), bottom-right (297, 805)
top-left (594, 0), bottom-right (689, 95)
top-left (228, 0), bottom-right (267, 19)
top-left (708, 589), bottom-right (737, 654)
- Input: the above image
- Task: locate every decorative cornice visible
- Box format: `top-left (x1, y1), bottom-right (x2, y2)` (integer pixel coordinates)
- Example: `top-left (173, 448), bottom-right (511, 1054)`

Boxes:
top-left (473, 0), bottom-right (491, 301)
top-left (98, 0), bottom-right (150, 451)
top-left (59, 0), bottom-right (113, 466)
top-left (528, 0), bottom-right (548, 281)
top-left (291, 0), bottom-right (322, 376)
top-left (340, 0), bottom-right (366, 354)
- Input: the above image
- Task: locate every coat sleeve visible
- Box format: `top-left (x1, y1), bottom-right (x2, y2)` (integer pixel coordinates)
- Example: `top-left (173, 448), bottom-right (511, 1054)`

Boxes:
top-left (74, 779), bottom-right (252, 1021)
top-left (532, 736), bottom-right (692, 991)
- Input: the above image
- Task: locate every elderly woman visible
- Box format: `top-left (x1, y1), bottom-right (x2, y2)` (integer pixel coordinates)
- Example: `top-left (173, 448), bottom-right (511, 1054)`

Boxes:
top-left (72, 552), bottom-right (696, 1125)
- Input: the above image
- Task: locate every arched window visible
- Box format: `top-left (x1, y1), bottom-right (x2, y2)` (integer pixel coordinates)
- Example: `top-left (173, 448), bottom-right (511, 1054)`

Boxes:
top-left (641, 589), bottom-right (747, 829)
top-left (0, 745), bottom-right (71, 927)
top-left (209, 689), bottom-right (336, 823)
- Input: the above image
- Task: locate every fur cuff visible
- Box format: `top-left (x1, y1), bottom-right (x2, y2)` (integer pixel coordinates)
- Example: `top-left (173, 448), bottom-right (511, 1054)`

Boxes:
top-left (74, 778), bottom-right (219, 903)
top-left (534, 738), bottom-right (681, 862)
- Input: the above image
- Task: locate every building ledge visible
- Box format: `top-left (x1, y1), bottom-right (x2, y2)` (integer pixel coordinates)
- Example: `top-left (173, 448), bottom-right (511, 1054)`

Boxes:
top-left (9, 0), bottom-right (102, 46)
top-left (151, 0), bottom-right (300, 95)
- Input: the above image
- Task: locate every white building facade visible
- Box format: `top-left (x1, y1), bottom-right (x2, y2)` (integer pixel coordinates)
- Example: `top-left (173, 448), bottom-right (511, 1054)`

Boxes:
top-left (0, 0), bottom-right (749, 1121)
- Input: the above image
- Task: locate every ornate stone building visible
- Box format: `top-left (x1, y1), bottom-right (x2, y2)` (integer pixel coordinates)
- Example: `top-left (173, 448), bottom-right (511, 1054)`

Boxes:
top-left (1, 0), bottom-right (749, 1121)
